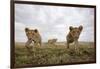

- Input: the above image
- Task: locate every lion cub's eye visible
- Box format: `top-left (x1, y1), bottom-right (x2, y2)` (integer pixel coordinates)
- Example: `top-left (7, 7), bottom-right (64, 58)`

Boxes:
top-left (77, 30), bottom-right (80, 33)
top-left (72, 31), bottom-right (75, 33)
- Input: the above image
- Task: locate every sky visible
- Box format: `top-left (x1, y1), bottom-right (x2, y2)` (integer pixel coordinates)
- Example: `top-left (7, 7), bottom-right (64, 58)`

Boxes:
top-left (15, 4), bottom-right (94, 42)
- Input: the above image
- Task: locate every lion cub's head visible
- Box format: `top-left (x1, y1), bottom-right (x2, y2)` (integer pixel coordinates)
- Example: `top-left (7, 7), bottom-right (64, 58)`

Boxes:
top-left (25, 28), bottom-right (38, 40)
top-left (69, 25), bottom-right (83, 40)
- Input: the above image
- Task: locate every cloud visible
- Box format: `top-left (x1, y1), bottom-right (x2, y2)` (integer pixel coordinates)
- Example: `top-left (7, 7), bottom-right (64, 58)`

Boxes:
top-left (15, 4), bottom-right (95, 42)
top-left (15, 22), bottom-right (27, 42)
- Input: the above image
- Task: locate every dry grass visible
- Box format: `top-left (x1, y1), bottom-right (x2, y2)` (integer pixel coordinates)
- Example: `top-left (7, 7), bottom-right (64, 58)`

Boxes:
top-left (15, 42), bottom-right (95, 67)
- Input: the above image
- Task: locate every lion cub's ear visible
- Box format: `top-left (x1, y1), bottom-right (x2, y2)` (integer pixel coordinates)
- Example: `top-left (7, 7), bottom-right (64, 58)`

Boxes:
top-left (34, 29), bottom-right (38, 33)
top-left (25, 28), bottom-right (29, 32)
top-left (79, 25), bottom-right (83, 31)
top-left (69, 26), bottom-right (73, 31)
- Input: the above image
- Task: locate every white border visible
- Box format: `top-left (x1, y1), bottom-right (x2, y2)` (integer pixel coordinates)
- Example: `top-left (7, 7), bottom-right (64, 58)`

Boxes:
top-left (0, 0), bottom-right (100, 69)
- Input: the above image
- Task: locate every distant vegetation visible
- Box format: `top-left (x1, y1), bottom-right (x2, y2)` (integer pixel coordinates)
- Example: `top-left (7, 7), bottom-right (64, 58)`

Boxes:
top-left (15, 42), bottom-right (95, 67)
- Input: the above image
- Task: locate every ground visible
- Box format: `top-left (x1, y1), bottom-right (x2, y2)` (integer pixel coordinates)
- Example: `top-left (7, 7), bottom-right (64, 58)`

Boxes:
top-left (15, 42), bottom-right (95, 67)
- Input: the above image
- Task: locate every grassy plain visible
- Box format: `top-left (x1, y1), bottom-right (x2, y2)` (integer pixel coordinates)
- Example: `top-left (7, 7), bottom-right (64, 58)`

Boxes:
top-left (15, 42), bottom-right (95, 67)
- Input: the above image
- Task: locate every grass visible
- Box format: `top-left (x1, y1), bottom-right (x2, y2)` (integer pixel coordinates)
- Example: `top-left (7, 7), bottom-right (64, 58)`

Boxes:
top-left (15, 42), bottom-right (95, 67)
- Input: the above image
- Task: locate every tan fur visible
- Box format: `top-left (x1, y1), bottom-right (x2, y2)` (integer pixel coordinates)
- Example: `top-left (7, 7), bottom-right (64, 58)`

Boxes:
top-left (66, 25), bottom-right (83, 49)
top-left (25, 28), bottom-right (42, 48)
top-left (48, 39), bottom-right (57, 45)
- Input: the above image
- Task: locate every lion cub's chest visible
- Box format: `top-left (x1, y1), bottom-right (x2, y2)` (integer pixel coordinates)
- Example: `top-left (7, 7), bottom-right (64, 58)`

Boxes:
top-left (67, 33), bottom-right (75, 43)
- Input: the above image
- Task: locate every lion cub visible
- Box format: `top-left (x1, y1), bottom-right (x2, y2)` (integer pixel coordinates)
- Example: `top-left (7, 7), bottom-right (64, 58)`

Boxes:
top-left (66, 25), bottom-right (83, 49)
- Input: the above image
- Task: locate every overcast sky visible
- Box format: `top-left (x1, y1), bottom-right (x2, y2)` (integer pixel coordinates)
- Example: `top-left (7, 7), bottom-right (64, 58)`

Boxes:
top-left (15, 4), bottom-right (94, 42)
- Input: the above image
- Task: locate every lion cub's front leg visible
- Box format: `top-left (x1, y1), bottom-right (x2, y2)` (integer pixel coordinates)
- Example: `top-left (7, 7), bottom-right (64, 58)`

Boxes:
top-left (74, 40), bottom-right (78, 50)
